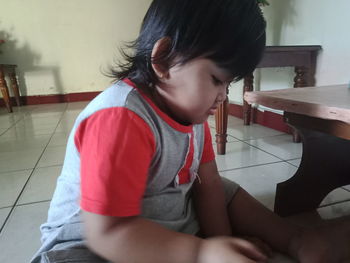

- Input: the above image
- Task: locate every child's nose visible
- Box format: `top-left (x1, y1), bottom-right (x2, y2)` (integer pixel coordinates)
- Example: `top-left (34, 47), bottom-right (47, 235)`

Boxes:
top-left (216, 86), bottom-right (227, 103)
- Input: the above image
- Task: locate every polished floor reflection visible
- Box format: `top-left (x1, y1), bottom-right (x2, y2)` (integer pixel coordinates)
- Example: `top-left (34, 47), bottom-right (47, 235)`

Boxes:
top-left (0, 102), bottom-right (349, 263)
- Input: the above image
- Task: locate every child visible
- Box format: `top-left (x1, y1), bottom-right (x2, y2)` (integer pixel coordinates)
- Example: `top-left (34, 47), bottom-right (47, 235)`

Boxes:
top-left (32, 0), bottom-right (350, 262)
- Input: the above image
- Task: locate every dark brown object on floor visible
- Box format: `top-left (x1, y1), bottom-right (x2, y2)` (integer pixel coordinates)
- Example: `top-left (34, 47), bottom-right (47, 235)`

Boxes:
top-left (244, 84), bottom-right (350, 216)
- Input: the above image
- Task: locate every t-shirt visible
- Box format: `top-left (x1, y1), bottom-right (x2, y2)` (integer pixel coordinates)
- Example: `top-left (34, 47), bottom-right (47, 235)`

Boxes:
top-left (33, 79), bottom-right (215, 258)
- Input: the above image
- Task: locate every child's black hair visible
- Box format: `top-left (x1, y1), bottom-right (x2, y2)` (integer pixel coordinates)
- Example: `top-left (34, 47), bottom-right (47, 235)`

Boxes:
top-left (110, 0), bottom-right (266, 90)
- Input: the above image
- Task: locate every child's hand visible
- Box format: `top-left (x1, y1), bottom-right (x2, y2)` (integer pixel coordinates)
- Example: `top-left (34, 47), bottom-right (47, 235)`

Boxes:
top-left (197, 236), bottom-right (269, 263)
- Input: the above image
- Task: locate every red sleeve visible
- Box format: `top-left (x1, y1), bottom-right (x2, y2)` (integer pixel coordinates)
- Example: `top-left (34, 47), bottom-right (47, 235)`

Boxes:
top-left (75, 108), bottom-right (156, 217)
top-left (200, 121), bottom-right (215, 164)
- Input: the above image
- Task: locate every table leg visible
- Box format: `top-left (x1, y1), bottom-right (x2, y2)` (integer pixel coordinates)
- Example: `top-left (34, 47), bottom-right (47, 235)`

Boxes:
top-left (215, 97), bottom-right (228, 155)
top-left (9, 69), bottom-right (21, 106)
top-left (274, 127), bottom-right (350, 217)
top-left (293, 66), bottom-right (308, 88)
top-left (243, 73), bottom-right (254, 125)
top-left (0, 68), bottom-right (13, 113)
top-left (291, 66), bottom-right (309, 143)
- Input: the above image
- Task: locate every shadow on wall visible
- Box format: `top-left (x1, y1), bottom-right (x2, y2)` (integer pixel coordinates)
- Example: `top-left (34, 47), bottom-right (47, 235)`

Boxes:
top-left (252, 0), bottom-right (298, 92)
top-left (0, 21), bottom-right (63, 99)
top-left (264, 0), bottom-right (297, 45)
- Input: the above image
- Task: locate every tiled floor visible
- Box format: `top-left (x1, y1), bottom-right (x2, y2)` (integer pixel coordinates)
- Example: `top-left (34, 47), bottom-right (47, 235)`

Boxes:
top-left (0, 102), bottom-right (350, 263)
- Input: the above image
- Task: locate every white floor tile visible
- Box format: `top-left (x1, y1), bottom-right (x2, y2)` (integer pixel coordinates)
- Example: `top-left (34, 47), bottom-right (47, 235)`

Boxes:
top-left (226, 115), bottom-right (246, 127)
top-left (17, 116), bottom-right (61, 130)
top-left (65, 101), bottom-right (89, 110)
top-left (0, 148), bottom-right (44, 173)
top-left (0, 169), bottom-right (32, 208)
top-left (210, 128), bottom-right (238, 143)
top-left (0, 124), bottom-right (55, 138)
top-left (60, 113), bottom-right (79, 121)
top-left (55, 121), bottom-right (75, 133)
top-left (221, 162), bottom-right (350, 211)
top-left (321, 188), bottom-right (350, 207)
top-left (0, 134), bottom-right (51, 152)
top-left (18, 166), bottom-right (62, 205)
top-left (318, 200), bottom-right (350, 219)
top-left (5, 112), bottom-right (60, 136)
top-left (0, 207), bottom-right (11, 229)
top-left (47, 132), bottom-right (71, 147)
top-left (0, 128), bottom-right (8, 135)
top-left (0, 202), bottom-right (50, 263)
top-left (0, 113), bottom-right (24, 129)
top-left (215, 141), bottom-right (280, 172)
top-left (9, 121), bottom-right (57, 135)
top-left (24, 111), bottom-right (63, 119)
top-left (0, 121), bottom-right (14, 130)
top-left (343, 185), bottom-right (350, 192)
top-left (286, 158), bottom-right (301, 167)
top-left (221, 162), bottom-right (297, 210)
top-left (9, 105), bottom-right (38, 113)
top-left (37, 146), bottom-right (66, 168)
top-left (227, 123), bottom-right (285, 141)
top-left (207, 115), bottom-right (243, 129)
top-left (246, 134), bottom-right (302, 160)
top-left (29, 103), bottom-right (67, 113)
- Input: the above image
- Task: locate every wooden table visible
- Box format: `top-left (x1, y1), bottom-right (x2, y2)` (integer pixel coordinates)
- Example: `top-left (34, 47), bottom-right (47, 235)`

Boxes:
top-left (244, 84), bottom-right (350, 216)
top-left (0, 64), bottom-right (21, 112)
top-left (215, 46), bottom-right (322, 154)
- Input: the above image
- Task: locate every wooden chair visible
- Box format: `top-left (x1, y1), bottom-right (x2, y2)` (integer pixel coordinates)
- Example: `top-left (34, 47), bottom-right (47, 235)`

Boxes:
top-left (0, 64), bottom-right (21, 112)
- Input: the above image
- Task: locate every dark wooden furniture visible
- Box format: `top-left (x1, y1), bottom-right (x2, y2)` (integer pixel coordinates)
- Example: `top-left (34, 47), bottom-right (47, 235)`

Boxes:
top-left (0, 64), bottom-right (21, 113)
top-left (244, 84), bottom-right (350, 216)
top-left (215, 45), bottom-right (322, 154)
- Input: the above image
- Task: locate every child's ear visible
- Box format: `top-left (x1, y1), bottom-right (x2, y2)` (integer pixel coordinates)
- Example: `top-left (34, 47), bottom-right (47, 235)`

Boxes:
top-left (151, 37), bottom-right (172, 80)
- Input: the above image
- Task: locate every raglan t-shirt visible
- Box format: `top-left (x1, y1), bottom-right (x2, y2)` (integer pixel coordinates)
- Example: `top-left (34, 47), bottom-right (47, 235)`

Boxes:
top-left (33, 79), bottom-right (215, 258)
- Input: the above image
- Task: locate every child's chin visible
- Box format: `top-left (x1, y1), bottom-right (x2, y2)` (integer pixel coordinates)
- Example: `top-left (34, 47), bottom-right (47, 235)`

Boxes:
top-left (193, 116), bottom-right (209, 124)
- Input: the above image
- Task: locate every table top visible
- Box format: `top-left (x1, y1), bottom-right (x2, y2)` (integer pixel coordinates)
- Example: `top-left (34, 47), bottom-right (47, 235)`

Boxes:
top-left (244, 84), bottom-right (350, 124)
top-left (265, 45), bottom-right (322, 52)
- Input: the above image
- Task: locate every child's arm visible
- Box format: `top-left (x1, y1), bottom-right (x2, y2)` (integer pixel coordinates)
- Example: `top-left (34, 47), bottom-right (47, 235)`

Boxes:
top-left (82, 211), bottom-right (267, 263)
top-left (193, 160), bottom-right (234, 237)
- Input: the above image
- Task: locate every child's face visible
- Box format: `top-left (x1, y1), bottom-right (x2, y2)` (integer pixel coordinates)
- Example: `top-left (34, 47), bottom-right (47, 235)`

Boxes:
top-left (156, 58), bottom-right (232, 125)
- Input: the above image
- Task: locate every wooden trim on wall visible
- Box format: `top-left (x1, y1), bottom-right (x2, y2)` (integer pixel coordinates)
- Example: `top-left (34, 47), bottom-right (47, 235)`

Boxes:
top-left (0, 91), bottom-right (101, 106)
top-left (228, 103), bottom-right (291, 134)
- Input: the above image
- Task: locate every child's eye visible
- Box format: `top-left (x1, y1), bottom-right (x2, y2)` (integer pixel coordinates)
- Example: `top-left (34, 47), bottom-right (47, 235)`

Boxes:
top-left (211, 75), bottom-right (223, 86)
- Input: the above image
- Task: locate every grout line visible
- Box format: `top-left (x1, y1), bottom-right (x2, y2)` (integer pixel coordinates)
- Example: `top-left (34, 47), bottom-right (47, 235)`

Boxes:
top-left (341, 187), bottom-right (350, 193)
top-left (285, 157), bottom-right (302, 161)
top-left (0, 205), bottom-right (14, 210)
top-left (0, 114), bottom-right (27, 137)
top-left (216, 140), bottom-right (288, 162)
top-left (0, 164), bottom-right (63, 176)
top-left (0, 167), bottom-right (34, 175)
top-left (218, 160), bottom-right (285, 173)
top-left (0, 103), bottom-right (69, 234)
top-left (16, 199), bottom-right (52, 207)
top-left (241, 140), bottom-right (301, 162)
top-left (239, 133), bottom-right (290, 142)
top-left (318, 198), bottom-right (350, 208)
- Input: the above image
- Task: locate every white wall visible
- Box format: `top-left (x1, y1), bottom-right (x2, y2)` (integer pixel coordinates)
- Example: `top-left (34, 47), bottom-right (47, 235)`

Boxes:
top-left (0, 0), bottom-right (151, 96)
top-left (229, 0), bottom-right (350, 109)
